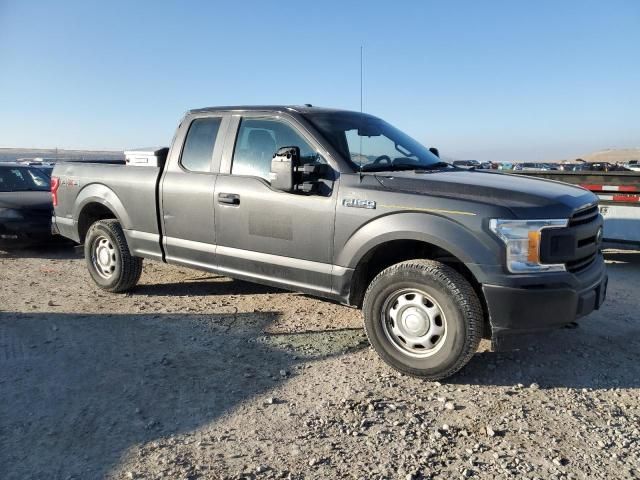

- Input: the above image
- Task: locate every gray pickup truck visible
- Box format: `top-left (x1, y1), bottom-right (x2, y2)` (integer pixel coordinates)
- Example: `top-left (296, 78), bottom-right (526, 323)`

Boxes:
top-left (52, 105), bottom-right (607, 379)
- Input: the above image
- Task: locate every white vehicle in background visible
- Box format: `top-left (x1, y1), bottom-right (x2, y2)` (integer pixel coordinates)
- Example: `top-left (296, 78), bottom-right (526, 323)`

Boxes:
top-left (624, 160), bottom-right (640, 172)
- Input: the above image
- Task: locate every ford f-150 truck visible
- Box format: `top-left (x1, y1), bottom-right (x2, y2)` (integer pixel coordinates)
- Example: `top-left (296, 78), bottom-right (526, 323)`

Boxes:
top-left (51, 105), bottom-right (607, 379)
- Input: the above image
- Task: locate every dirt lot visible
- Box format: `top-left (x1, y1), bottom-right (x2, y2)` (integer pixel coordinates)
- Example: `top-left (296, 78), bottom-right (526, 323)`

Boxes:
top-left (0, 246), bottom-right (638, 480)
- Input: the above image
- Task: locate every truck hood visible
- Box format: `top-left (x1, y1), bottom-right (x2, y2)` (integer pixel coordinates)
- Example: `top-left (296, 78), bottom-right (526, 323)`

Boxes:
top-left (374, 170), bottom-right (598, 219)
top-left (0, 191), bottom-right (52, 212)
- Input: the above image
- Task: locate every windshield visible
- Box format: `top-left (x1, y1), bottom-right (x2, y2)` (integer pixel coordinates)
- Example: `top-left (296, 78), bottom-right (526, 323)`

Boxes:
top-left (303, 111), bottom-right (450, 172)
top-left (0, 167), bottom-right (51, 192)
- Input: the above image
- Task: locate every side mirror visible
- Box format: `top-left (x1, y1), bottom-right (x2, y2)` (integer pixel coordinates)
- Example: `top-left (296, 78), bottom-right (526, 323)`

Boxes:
top-left (270, 146), bottom-right (300, 192)
top-left (429, 147), bottom-right (440, 158)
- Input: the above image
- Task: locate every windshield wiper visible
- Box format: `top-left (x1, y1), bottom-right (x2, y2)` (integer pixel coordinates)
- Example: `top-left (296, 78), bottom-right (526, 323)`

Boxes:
top-left (415, 162), bottom-right (454, 172)
top-left (362, 164), bottom-right (422, 173)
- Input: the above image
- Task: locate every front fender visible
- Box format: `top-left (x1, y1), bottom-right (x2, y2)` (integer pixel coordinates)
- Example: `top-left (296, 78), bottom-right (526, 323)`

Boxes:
top-left (336, 212), bottom-right (501, 282)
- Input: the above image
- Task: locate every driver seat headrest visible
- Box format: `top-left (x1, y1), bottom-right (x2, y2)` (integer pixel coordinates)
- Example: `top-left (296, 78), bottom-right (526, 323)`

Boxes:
top-left (248, 129), bottom-right (276, 155)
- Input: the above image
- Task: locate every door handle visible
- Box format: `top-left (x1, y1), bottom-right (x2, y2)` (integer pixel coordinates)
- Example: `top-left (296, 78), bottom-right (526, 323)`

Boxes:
top-left (218, 192), bottom-right (240, 205)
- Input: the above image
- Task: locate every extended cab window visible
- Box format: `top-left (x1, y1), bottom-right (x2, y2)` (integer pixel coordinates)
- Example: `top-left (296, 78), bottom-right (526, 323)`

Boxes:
top-left (180, 117), bottom-right (222, 172)
top-left (232, 118), bottom-right (318, 180)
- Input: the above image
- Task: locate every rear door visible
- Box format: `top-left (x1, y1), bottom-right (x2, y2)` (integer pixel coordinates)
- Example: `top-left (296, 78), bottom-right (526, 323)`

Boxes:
top-left (213, 113), bottom-right (338, 295)
top-left (160, 113), bottom-right (230, 269)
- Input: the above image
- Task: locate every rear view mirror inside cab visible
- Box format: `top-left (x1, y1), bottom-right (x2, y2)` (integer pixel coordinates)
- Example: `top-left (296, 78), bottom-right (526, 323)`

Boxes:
top-left (357, 124), bottom-right (382, 137)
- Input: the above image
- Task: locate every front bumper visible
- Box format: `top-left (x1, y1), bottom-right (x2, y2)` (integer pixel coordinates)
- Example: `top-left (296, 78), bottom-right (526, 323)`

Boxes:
top-left (483, 254), bottom-right (608, 350)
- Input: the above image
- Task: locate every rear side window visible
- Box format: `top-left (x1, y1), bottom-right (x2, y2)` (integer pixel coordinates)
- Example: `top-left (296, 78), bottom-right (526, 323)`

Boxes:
top-left (26, 168), bottom-right (50, 187)
top-left (180, 117), bottom-right (222, 172)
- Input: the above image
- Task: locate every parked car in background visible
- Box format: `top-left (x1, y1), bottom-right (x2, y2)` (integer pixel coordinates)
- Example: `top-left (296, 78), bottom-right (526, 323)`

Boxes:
top-left (479, 161), bottom-right (499, 169)
top-left (584, 162), bottom-right (630, 172)
top-left (623, 160), bottom-right (640, 172)
top-left (517, 163), bottom-right (551, 171)
top-left (559, 162), bottom-right (581, 171)
top-left (566, 163), bottom-right (589, 172)
top-left (542, 163), bottom-right (560, 170)
top-left (543, 162), bottom-right (627, 173)
top-left (452, 160), bottom-right (481, 168)
top-left (0, 163), bottom-right (54, 248)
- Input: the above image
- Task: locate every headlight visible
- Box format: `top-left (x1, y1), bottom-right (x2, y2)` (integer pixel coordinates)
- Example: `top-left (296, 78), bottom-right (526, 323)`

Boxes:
top-left (0, 208), bottom-right (24, 220)
top-left (489, 219), bottom-right (568, 273)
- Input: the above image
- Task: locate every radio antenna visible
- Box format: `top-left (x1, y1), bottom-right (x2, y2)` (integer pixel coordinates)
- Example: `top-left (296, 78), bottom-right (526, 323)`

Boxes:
top-left (359, 45), bottom-right (364, 181)
top-left (360, 45), bottom-right (363, 114)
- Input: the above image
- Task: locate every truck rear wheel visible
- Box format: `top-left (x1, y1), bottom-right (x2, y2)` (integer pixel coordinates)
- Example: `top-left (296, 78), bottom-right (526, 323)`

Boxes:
top-left (84, 219), bottom-right (143, 293)
top-left (362, 259), bottom-right (483, 380)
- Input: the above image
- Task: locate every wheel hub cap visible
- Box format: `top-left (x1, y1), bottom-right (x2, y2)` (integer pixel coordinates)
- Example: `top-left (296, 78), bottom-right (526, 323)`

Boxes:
top-left (97, 247), bottom-right (110, 267)
top-left (402, 308), bottom-right (429, 336)
top-left (92, 236), bottom-right (117, 279)
top-left (382, 289), bottom-right (447, 358)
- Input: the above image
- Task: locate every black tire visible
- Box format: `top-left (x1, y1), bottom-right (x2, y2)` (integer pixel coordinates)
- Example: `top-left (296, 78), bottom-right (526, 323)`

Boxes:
top-left (362, 259), bottom-right (483, 380)
top-left (84, 219), bottom-right (143, 293)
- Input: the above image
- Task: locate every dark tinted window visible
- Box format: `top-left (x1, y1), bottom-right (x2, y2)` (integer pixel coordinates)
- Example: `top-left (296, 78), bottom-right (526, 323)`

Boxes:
top-left (0, 167), bottom-right (50, 192)
top-left (232, 118), bottom-right (317, 180)
top-left (180, 117), bottom-right (222, 172)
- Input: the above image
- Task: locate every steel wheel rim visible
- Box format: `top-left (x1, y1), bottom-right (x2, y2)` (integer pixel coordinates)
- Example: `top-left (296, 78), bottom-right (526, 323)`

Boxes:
top-left (381, 288), bottom-right (447, 358)
top-left (92, 235), bottom-right (117, 279)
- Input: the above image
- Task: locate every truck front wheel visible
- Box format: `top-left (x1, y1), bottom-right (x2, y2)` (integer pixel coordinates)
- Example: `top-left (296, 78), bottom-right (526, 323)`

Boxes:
top-left (363, 259), bottom-right (483, 380)
top-left (84, 219), bottom-right (143, 293)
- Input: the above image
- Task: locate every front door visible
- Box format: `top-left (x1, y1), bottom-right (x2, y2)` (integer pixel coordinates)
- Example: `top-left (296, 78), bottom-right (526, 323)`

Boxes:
top-left (214, 115), bottom-right (337, 295)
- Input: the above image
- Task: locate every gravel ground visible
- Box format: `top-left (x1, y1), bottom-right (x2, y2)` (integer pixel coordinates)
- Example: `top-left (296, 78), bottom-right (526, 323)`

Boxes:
top-left (0, 246), bottom-right (638, 480)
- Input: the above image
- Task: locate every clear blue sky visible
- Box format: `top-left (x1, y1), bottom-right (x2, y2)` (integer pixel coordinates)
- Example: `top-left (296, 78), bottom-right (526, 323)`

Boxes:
top-left (1, 0), bottom-right (638, 161)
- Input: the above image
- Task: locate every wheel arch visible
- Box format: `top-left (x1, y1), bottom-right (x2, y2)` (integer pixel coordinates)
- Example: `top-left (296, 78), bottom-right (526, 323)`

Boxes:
top-left (339, 213), bottom-right (496, 336)
top-left (73, 184), bottom-right (130, 243)
top-left (337, 212), bottom-right (497, 270)
top-left (348, 238), bottom-right (481, 306)
top-left (73, 184), bottom-right (131, 243)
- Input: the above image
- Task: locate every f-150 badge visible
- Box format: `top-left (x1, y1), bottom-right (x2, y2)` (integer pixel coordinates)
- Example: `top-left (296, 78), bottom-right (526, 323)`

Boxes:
top-left (343, 198), bottom-right (376, 209)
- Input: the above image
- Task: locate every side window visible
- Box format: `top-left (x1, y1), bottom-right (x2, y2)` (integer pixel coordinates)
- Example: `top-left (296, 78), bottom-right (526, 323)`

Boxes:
top-left (27, 168), bottom-right (50, 187)
top-left (180, 117), bottom-right (222, 172)
top-left (231, 118), bottom-right (318, 180)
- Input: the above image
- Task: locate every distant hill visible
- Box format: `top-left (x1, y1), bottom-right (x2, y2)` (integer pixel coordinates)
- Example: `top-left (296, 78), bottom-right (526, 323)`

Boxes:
top-left (0, 148), bottom-right (124, 163)
top-left (579, 148), bottom-right (640, 163)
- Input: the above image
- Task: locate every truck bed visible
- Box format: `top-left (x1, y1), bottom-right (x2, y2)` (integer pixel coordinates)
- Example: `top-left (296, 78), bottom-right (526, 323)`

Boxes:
top-left (53, 162), bottom-right (163, 258)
